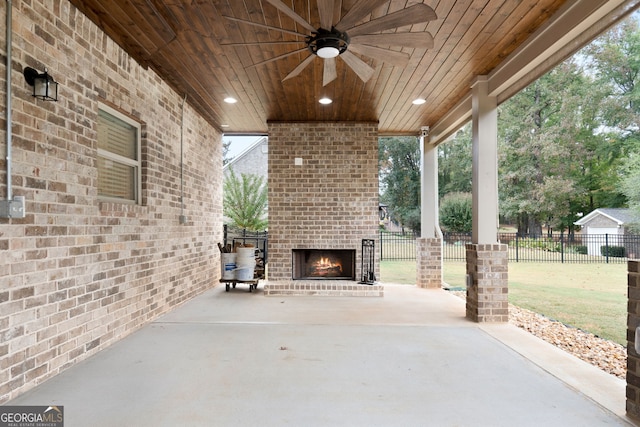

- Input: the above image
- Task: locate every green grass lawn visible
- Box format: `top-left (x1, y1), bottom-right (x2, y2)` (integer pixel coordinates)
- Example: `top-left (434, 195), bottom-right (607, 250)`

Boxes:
top-left (380, 260), bottom-right (628, 345)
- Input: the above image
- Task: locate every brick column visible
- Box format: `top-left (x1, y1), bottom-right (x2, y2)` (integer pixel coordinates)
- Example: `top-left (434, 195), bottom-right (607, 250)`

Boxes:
top-left (465, 243), bottom-right (508, 322)
top-left (627, 260), bottom-right (640, 420)
top-left (416, 237), bottom-right (442, 288)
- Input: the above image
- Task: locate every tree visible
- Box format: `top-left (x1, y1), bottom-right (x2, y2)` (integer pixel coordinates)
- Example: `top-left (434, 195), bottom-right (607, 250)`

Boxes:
top-left (584, 14), bottom-right (640, 225)
top-left (436, 16), bottom-right (639, 236)
top-left (223, 169), bottom-right (268, 231)
top-left (583, 15), bottom-right (640, 134)
top-left (222, 139), bottom-right (233, 166)
top-left (379, 136), bottom-right (421, 234)
top-left (620, 153), bottom-right (640, 232)
top-left (497, 57), bottom-right (619, 235)
top-left (438, 124), bottom-right (472, 198)
top-left (380, 15), bottom-right (640, 237)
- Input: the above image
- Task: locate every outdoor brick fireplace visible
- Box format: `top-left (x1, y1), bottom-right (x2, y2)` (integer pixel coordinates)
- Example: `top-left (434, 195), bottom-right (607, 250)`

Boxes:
top-left (265, 122), bottom-right (382, 296)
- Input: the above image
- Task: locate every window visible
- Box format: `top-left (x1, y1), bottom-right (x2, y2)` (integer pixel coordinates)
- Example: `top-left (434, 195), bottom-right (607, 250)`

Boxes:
top-left (97, 104), bottom-right (141, 203)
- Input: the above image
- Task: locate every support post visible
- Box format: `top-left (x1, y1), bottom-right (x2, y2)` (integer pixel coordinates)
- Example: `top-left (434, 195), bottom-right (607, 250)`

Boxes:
top-left (471, 76), bottom-right (499, 245)
top-left (627, 260), bottom-right (640, 420)
top-left (466, 76), bottom-right (508, 322)
top-left (417, 130), bottom-right (442, 288)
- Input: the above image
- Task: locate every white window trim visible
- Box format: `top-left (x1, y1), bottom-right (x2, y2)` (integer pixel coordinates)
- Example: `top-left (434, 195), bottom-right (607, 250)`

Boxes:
top-left (97, 103), bottom-right (142, 205)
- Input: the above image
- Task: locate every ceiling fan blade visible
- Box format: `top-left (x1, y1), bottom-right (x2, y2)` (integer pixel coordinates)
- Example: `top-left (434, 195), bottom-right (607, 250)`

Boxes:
top-left (221, 41), bottom-right (306, 47)
top-left (223, 16), bottom-right (307, 38)
top-left (246, 48), bottom-right (308, 69)
top-left (323, 57), bottom-right (337, 86)
top-left (347, 4), bottom-right (438, 37)
top-left (282, 55), bottom-right (316, 82)
top-left (317, 0), bottom-right (335, 31)
top-left (334, 0), bottom-right (389, 32)
top-left (351, 32), bottom-right (434, 49)
top-left (340, 51), bottom-right (375, 83)
top-left (348, 44), bottom-right (410, 67)
top-left (263, 0), bottom-right (316, 33)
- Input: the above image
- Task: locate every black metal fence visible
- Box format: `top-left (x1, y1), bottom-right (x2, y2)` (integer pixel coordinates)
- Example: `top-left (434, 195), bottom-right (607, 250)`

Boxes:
top-left (223, 225), bottom-right (268, 263)
top-left (381, 230), bottom-right (640, 263)
top-left (379, 231), bottom-right (418, 261)
top-left (224, 228), bottom-right (640, 264)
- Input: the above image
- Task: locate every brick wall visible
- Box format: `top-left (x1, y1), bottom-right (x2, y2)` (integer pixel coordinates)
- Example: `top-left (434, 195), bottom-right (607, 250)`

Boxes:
top-left (0, 1), bottom-right (222, 401)
top-left (267, 122), bottom-right (379, 282)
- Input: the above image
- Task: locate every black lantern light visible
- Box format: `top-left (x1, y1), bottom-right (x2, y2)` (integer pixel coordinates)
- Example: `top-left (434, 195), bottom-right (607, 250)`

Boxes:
top-left (23, 67), bottom-right (58, 101)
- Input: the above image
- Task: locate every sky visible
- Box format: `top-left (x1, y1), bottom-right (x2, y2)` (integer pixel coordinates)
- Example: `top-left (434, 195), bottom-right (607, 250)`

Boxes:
top-left (223, 135), bottom-right (265, 160)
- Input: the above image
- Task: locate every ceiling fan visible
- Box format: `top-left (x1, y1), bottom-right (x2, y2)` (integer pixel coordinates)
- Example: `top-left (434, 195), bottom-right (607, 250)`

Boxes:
top-left (223, 0), bottom-right (437, 86)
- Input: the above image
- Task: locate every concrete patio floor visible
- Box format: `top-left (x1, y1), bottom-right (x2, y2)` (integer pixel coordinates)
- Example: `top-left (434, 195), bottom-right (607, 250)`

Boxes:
top-left (8, 283), bottom-right (634, 426)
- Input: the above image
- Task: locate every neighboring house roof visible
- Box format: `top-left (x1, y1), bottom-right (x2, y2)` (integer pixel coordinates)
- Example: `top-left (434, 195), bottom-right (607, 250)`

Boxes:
top-left (574, 208), bottom-right (636, 226)
top-left (223, 136), bottom-right (268, 189)
top-left (223, 136), bottom-right (267, 174)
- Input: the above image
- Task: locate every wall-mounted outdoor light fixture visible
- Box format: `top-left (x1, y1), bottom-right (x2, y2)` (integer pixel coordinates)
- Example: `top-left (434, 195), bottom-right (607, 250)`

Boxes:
top-left (23, 67), bottom-right (58, 101)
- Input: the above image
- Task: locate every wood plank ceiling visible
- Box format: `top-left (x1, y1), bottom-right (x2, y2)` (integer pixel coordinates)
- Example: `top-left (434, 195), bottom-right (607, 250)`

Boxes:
top-left (69, 0), bottom-right (581, 135)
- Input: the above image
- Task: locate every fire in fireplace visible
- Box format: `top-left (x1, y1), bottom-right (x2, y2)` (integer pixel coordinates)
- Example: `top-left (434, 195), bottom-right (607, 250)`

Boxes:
top-left (292, 249), bottom-right (356, 280)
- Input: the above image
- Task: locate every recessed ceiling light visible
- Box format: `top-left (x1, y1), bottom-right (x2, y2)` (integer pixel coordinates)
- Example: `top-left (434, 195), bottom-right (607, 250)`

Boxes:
top-left (224, 97), bottom-right (237, 104)
top-left (412, 98), bottom-right (427, 105)
top-left (319, 97), bottom-right (332, 105)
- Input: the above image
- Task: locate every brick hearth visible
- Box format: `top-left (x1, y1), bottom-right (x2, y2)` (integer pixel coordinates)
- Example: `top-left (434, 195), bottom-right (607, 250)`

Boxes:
top-left (263, 280), bottom-right (384, 297)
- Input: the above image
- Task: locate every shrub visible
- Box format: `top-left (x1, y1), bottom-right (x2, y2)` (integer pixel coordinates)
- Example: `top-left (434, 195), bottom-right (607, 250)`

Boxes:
top-left (440, 192), bottom-right (472, 233)
top-left (601, 245), bottom-right (625, 257)
top-left (573, 245), bottom-right (588, 255)
top-left (509, 237), bottom-right (560, 252)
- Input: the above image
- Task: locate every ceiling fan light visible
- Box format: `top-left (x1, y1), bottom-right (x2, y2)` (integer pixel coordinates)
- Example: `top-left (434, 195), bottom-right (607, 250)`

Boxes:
top-left (317, 46), bottom-right (340, 59)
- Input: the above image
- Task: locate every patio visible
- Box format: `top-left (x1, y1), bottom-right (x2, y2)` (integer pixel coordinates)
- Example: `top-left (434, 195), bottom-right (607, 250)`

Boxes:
top-left (8, 283), bottom-right (630, 426)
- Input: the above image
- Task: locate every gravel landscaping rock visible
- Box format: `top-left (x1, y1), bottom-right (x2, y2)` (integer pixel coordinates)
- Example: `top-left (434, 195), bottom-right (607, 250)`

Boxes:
top-left (449, 290), bottom-right (627, 379)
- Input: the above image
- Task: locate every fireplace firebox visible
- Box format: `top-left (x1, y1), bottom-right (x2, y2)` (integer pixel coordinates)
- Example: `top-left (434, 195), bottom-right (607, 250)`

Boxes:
top-left (292, 249), bottom-right (356, 280)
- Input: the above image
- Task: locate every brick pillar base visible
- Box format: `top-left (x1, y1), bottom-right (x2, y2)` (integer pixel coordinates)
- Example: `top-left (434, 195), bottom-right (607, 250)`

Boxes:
top-left (627, 260), bottom-right (640, 420)
top-left (465, 243), bottom-right (508, 322)
top-left (416, 238), bottom-right (442, 289)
